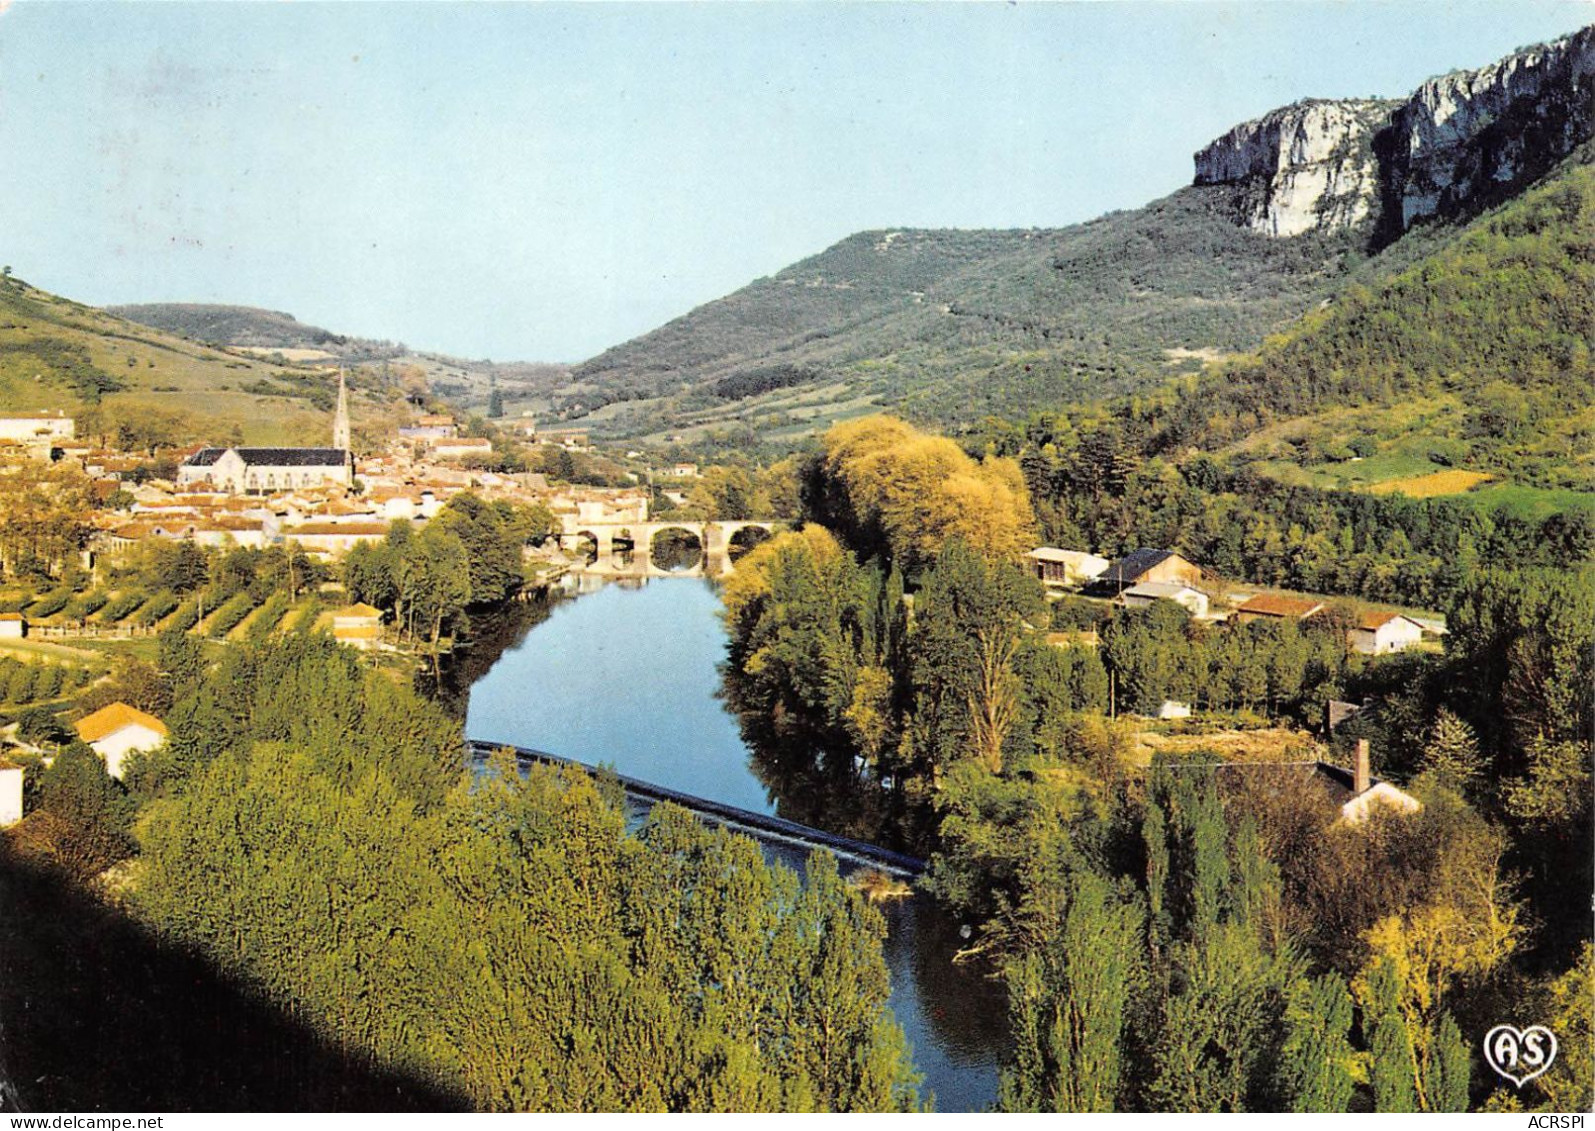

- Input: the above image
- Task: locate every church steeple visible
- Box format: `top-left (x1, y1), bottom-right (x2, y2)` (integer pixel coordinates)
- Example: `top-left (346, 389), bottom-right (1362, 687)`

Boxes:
top-left (333, 368), bottom-right (351, 450)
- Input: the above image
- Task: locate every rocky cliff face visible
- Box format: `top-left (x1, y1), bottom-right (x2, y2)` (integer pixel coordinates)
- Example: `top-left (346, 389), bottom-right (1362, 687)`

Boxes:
top-left (1194, 25), bottom-right (1594, 238)
top-left (1384, 24), bottom-right (1595, 232)
top-left (1195, 100), bottom-right (1394, 237)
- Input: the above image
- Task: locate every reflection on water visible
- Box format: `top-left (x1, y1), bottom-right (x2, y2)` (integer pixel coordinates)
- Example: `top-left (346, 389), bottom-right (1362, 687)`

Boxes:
top-left (454, 576), bottom-right (1007, 1112)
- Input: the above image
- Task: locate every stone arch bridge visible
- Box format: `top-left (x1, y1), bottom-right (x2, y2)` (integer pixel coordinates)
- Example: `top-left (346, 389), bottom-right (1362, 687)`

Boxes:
top-left (553, 520), bottom-right (778, 578)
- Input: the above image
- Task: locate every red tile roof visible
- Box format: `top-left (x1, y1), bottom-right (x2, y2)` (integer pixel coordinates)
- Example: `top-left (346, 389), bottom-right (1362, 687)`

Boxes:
top-left (1237, 593), bottom-right (1326, 619)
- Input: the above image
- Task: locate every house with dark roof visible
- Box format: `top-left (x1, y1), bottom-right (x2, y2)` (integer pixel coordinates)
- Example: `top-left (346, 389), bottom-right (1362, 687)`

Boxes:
top-left (177, 447), bottom-right (353, 495)
top-left (1087, 549), bottom-right (1204, 597)
top-left (1175, 740), bottom-right (1421, 827)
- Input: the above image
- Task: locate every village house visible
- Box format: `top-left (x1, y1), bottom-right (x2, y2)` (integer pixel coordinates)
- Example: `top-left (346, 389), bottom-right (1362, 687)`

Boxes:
top-left (1120, 580), bottom-right (1210, 618)
top-left (398, 414), bottom-right (458, 441)
top-left (0, 759), bottom-right (22, 826)
top-left (1196, 739), bottom-right (1421, 828)
top-left (0, 413), bottom-right (75, 456)
top-left (535, 428), bottom-right (590, 450)
top-left (1233, 592), bottom-right (1327, 623)
top-left (178, 447), bottom-right (354, 494)
top-left (74, 702), bottom-right (168, 780)
top-left (1092, 549), bottom-right (1205, 594)
top-left (430, 437), bottom-right (494, 461)
top-left (1348, 610), bottom-right (1425, 655)
top-left (0, 612), bottom-right (26, 639)
top-left (282, 521), bottom-right (392, 557)
top-left (1027, 547), bottom-right (1110, 588)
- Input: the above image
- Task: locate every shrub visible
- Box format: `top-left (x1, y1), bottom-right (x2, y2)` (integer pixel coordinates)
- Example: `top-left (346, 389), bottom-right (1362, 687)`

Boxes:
top-left (96, 591), bottom-right (148, 624)
top-left (63, 591), bottom-right (108, 620)
top-left (165, 599), bottom-right (201, 634)
top-left (131, 591), bottom-right (180, 628)
top-left (244, 593), bottom-right (291, 642)
top-left (33, 665), bottom-right (64, 700)
top-left (26, 589), bottom-right (73, 619)
top-left (205, 592), bottom-right (258, 639)
top-left (6, 665), bottom-right (36, 704)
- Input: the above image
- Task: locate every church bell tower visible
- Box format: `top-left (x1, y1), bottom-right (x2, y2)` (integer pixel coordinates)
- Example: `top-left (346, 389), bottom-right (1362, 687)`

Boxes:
top-left (333, 369), bottom-right (351, 451)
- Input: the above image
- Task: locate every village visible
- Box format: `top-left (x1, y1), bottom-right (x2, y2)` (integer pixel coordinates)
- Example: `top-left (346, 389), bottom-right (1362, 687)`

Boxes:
top-left (0, 377), bottom-right (1459, 841)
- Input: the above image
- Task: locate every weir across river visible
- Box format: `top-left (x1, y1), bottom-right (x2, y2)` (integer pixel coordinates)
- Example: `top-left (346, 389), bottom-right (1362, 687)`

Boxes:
top-left (465, 738), bottom-right (925, 880)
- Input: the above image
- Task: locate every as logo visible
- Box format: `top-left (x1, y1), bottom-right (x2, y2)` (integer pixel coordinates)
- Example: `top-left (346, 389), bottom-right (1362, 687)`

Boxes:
top-left (1483, 1024), bottom-right (1557, 1088)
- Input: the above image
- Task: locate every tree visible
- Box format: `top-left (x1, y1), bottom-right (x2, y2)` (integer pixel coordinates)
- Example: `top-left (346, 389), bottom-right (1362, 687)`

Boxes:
top-left (1420, 708), bottom-right (1483, 797)
top-left (1362, 957), bottom-right (1419, 1112)
top-left (35, 740), bottom-right (137, 880)
top-left (434, 493), bottom-right (522, 605)
top-left (1275, 975), bottom-right (1356, 1112)
top-left (147, 540), bottom-right (209, 593)
top-left (486, 389), bottom-right (505, 418)
top-left (398, 524), bottom-right (471, 674)
top-left (1001, 872), bottom-right (1143, 1112)
top-left (813, 416), bottom-right (1036, 576)
top-left (908, 539), bottom-right (1044, 776)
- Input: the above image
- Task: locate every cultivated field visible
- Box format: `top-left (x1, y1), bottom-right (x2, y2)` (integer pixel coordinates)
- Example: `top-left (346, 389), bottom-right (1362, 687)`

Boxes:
top-left (1366, 469), bottom-right (1494, 497)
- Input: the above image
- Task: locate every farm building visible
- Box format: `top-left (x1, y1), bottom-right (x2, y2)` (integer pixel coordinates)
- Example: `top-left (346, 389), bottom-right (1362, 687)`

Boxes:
top-left (1092, 549), bottom-right (1204, 594)
top-left (1121, 581), bottom-right (1209, 619)
top-left (1348, 611), bottom-right (1425, 655)
top-left (331, 603), bottom-right (383, 650)
top-left (0, 759), bottom-right (22, 826)
top-left (1233, 592), bottom-right (1326, 623)
top-left (1027, 547), bottom-right (1110, 588)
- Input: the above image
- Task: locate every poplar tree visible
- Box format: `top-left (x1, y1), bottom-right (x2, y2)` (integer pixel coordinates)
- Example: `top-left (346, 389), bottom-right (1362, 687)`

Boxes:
top-left (1000, 872), bottom-right (1143, 1112)
top-left (1362, 957), bottom-right (1419, 1112)
top-left (1276, 974), bottom-right (1356, 1112)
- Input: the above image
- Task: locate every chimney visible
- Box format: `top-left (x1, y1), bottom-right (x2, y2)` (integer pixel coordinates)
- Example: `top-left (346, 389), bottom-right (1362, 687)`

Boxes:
top-left (1354, 738), bottom-right (1371, 794)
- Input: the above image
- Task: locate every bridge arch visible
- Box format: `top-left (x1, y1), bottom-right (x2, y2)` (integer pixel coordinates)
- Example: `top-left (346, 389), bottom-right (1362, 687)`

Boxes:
top-left (649, 524), bottom-right (704, 572)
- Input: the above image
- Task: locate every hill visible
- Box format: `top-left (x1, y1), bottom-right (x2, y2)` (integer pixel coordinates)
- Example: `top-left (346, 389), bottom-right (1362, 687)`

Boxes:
top-left (565, 26), bottom-right (1593, 450)
top-left (564, 186), bottom-right (1369, 445)
top-left (0, 278), bottom-right (398, 449)
top-left (106, 303), bottom-right (403, 365)
top-left (1161, 153), bottom-right (1595, 499)
top-left (109, 302), bottom-right (570, 421)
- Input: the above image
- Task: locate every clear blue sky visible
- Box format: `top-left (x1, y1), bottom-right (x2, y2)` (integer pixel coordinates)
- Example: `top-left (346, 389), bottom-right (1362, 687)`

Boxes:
top-left (1, 1), bottom-right (1589, 361)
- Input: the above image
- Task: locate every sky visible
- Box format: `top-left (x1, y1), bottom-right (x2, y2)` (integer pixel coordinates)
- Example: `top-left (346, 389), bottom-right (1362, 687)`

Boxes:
top-left (0, 2), bottom-right (1590, 362)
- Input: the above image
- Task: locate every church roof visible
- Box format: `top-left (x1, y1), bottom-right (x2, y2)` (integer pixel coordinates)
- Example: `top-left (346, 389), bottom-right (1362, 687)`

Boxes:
top-left (183, 447), bottom-right (349, 468)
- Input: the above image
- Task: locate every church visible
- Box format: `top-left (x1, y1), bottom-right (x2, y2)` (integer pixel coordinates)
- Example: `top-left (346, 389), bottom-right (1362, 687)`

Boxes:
top-left (178, 372), bottom-right (355, 495)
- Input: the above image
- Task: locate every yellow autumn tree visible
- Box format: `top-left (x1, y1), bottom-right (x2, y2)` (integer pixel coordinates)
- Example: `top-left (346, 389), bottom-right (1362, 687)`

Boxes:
top-left (819, 415), bottom-right (1035, 574)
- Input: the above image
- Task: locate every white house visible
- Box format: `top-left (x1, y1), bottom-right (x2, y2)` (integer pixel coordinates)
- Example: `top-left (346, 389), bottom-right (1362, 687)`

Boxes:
top-left (0, 413), bottom-right (74, 445)
top-left (0, 612), bottom-right (25, 639)
top-left (74, 702), bottom-right (168, 780)
top-left (1027, 547), bottom-right (1110, 588)
top-left (0, 759), bottom-right (22, 826)
top-left (1348, 611), bottom-right (1425, 655)
top-left (1121, 581), bottom-right (1210, 619)
top-left (1337, 738), bottom-right (1422, 824)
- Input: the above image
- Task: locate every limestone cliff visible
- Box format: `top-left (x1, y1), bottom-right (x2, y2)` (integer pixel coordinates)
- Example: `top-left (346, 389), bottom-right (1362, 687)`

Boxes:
top-left (1194, 99), bottom-right (1394, 237)
top-left (1384, 24), bottom-right (1595, 232)
top-left (1194, 25), bottom-right (1594, 238)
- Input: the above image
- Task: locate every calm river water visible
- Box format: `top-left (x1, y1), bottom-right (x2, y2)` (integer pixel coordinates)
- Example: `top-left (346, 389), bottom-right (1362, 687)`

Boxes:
top-left (460, 576), bottom-right (1007, 1112)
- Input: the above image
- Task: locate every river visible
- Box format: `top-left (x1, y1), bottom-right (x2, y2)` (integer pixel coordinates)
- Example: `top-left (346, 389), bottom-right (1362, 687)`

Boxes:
top-left (459, 576), bottom-right (1007, 1112)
